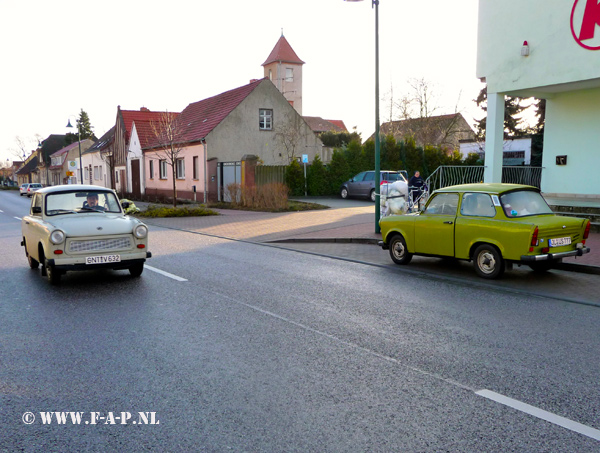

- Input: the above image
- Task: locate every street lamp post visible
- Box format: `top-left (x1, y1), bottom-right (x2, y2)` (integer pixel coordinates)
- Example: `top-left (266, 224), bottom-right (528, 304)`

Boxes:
top-left (345, 0), bottom-right (381, 233)
top-left (66, 117), bottom-right (84, 184)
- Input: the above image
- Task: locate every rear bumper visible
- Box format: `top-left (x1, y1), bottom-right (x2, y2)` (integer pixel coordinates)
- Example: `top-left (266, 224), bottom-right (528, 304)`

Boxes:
top-left (520, 247), bottom-right (590, 262)
top-left (48, 252), bottom-right (151, 272)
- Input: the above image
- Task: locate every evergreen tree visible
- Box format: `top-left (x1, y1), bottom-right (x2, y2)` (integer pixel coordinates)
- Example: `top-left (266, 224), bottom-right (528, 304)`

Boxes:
top-left (65, 109), bottom-right (96, 145)
top-left (474, 86), bottom-right (528, 138)
top-left (307, 155), bottom-right (328, 196)
top-left (327, 149), bottom-right (351, 195)
top-left (285, 160), bottom-right (305, 196)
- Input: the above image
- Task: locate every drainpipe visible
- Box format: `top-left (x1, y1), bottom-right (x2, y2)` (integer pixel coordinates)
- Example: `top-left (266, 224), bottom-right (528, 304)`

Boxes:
top-left (202, 138), bottom-right (208, 204)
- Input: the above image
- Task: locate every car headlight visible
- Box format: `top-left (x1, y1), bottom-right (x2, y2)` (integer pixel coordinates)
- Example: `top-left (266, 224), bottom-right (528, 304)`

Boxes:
top-left (134, 224), bottom-right (148, 239)
top-left (50, 230), bottom-right (65, 244)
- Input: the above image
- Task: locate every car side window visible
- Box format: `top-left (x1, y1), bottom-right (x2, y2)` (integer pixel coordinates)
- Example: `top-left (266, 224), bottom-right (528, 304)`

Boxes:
top-left (353, 172), bottom-right (366, 182)
top-left (363, 172), bottom-right (375, 181)
top-left (424, 193), bottom-right (459, 215)
top-left (460, 193), bottom-right (496, 217)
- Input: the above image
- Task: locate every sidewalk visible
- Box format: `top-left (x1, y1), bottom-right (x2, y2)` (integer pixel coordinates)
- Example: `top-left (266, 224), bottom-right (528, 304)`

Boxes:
top-left (138, 201), bottom-right (600, 272)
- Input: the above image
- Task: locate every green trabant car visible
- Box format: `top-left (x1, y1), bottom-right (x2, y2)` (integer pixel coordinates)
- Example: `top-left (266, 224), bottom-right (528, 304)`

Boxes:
top-left (21, 184), bottom-right (151, 285)
top-left (379, 183), bottom-right (591, 279)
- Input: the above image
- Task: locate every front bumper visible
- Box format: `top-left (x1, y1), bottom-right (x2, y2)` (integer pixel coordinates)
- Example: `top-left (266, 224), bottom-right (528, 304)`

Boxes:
top-left (378, 240), bottom-right (388, 250)
top-left (48, 252), bottom-right (152, 272)
top-left (520, 247), bottom-right (590, 262)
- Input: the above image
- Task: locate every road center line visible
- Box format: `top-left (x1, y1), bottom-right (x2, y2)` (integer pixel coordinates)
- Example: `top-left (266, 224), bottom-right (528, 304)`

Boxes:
top-left (14, 216), bottom-right (21, 220)
top-left (145, 264), bottom-right (188, 282)
top-left (476, 389), bottom-right (600, 441)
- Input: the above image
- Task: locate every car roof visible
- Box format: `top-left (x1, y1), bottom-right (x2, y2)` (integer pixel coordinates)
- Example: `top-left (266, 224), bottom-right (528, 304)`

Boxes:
top-left (435, 183), bottom-right (539, 195)
top-left (37, 184), bottom-right (116, 195)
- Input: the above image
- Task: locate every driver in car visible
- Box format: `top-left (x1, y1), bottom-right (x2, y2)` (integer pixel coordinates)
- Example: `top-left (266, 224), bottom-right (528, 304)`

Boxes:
top-left (84, 192), bottom-right (106, 211)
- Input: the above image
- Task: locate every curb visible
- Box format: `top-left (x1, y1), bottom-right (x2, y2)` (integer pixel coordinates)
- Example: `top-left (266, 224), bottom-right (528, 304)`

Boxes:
top-left (267, 237), bottom-right (600, 275)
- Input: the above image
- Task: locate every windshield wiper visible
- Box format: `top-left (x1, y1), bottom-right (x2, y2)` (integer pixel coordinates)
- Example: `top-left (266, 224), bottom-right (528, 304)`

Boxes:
top-left (79, 207), bottom-right (107, 213)
top-left (49, 209), bottom-right (78, 215)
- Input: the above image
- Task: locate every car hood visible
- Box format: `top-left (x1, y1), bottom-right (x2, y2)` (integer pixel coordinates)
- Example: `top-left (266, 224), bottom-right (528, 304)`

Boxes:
top-left (49, 214), bottom-right (140, 237)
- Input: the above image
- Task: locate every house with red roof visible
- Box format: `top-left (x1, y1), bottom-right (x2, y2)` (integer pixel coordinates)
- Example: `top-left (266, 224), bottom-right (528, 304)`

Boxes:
top-left (143, 78), bottom-right (323, 202)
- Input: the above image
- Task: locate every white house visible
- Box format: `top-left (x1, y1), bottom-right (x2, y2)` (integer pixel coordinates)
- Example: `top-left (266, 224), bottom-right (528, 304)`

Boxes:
top-left (477, 0), bottom-right (600, 198)
top-left (460, 137), bottom-right (533, 165)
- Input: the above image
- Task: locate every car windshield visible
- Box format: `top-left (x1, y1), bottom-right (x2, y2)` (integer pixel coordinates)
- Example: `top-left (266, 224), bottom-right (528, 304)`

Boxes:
top-left (45, 190), bottom-right (122, 215)
top-left (500, 190), bottom-right (553, 217)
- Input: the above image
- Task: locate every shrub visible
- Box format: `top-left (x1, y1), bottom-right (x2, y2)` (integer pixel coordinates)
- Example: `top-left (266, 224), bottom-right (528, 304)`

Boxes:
top-left (226, 182), bottom-right (289, 211)
top-left (139, 205), bottom-right (219, 218)
top-left (307, 155), bottom-right (328, 196)
top-left (285, 160), bottom-right (305, 196)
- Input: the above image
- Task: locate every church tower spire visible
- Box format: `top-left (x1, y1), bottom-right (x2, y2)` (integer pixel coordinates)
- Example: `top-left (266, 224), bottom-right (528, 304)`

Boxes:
top-left (262, 33), bottom-right (304, 115)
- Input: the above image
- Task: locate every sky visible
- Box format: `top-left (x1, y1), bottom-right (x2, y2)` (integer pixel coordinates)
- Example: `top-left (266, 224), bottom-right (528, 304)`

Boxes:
top-left (0, 0), bottom-right (484, 164)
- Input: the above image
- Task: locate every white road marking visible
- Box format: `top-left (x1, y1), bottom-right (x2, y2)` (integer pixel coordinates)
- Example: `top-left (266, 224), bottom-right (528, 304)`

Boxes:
top-left (14, 217), bottom-right (21, 220)
top-left (145, 265), bottom-right (188, 282)
top-left (476, 389), bottom-right (600, 441)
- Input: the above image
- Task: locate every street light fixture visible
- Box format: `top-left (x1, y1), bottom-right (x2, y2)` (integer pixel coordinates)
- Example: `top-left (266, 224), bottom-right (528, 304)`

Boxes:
top-left (66, 117), bottom-right (84, 184)
top-left (345, 0), bottom-right (381, 233)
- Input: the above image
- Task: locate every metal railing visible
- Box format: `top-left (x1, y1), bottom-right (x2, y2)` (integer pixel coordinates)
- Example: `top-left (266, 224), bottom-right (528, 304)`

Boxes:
top-left (425, 166), bottom-right (543, 192)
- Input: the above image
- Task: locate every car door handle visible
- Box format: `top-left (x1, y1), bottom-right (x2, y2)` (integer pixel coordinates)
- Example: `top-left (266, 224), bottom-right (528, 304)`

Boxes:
top-left (443, 221), bottom-right (453, 224)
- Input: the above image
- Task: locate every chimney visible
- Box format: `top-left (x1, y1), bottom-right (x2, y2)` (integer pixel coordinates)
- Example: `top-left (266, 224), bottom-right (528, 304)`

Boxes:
top-left (140, 107), bottom-right (150, 112)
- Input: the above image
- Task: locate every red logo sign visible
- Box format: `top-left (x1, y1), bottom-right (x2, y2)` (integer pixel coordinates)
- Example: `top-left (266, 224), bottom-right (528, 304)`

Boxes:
top-left (571, 0), bottom-right (600, 50)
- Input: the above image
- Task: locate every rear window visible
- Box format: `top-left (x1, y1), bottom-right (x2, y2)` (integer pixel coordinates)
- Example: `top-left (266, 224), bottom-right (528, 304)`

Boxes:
top-left (500, 190), bottom-right (553, 217)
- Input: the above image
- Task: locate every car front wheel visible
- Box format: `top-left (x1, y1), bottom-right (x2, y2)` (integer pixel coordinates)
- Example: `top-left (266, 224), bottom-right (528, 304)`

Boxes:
top-left (129, 263), bottom-right (144, 277)
top-left (340, 187), bottom-right (349, 199)
top-left (473, 244), bottom-right (505, 279)
top-left (389, 235), bottom-right (413, 265)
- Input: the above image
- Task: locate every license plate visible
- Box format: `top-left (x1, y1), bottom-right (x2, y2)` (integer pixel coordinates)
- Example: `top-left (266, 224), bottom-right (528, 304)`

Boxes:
top-left (86, 255), bottom-right (121, 265)
top-left (549, 237), bottom-right (571, 247)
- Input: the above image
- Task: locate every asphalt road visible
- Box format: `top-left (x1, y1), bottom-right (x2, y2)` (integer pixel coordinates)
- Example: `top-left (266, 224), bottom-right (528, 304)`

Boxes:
top-left (1, 190), bottom-right (600, 451)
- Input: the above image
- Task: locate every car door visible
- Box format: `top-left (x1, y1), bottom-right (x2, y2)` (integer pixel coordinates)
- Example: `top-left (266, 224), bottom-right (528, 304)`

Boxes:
top-left (23, 193), bottom-right (45, 259)
top-left (413, 192), bottom-right (459, 256)
top-left (347, 171), bottom-right (366, 197)
top-left (358, 171), bottom-right (375, 197)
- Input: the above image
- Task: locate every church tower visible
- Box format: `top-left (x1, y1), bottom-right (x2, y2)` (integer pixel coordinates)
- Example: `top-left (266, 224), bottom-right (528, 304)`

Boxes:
top-left (262, 33), bottom-right (305, 115)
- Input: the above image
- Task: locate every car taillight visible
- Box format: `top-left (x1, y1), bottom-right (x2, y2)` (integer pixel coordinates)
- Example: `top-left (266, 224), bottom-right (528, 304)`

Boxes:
top-left (583, 220), bottom-right (591, 240)
top-left (530, 226), bottom-right (539, 248)
top-left (380, 180), bottom-right (388, 185)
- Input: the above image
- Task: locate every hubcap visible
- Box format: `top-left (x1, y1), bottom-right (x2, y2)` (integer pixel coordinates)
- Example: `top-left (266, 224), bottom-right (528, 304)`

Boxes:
top-left (393, 241), bottom-right (405, 259)
top-left (478, 251), bottom-right (496, 274)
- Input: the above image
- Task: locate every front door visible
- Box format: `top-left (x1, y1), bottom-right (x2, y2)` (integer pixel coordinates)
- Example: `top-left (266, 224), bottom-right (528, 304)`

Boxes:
top-left (131, 160), bottom-right (141, 197)
top-left (414, 192), bottom-right (459, 256)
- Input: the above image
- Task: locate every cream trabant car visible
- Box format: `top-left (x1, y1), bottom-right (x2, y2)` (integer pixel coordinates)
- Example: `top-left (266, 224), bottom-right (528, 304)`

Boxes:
top-left (21, 184), bottom-right (151, 284)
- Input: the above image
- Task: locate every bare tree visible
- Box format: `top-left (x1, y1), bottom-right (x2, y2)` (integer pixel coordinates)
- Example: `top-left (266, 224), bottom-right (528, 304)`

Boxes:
top-left (11, 135), bottom-right (41, 160)
top-left (100, 139), bottom-right (117, 191)
top-left (274, 112), bottom-right (308, 163)
top-left (386, 78), bottom-right (468, 150)
top-left (149, 112), bottom-right (184, 207)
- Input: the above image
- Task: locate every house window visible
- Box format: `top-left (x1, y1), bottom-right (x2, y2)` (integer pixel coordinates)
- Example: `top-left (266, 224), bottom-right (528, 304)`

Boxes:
top-left (115, 170), bottom-right (119, 183)
top-left (259, 109), bottom-right (273, 130)
top-left (285, 68), bottom-right (293, 82)
top-left (269, 69), bottom-right (272, 80)
top-left (149, 160), bottom-right (154, 179)
top-left (193, 156), bottom-right (199, 180)
top-left (94, 166), bottom-right (99, 180)
top-left (176, 158), bottom-right (185, 179)
top-left (160, 160), bottom-right (168, 179)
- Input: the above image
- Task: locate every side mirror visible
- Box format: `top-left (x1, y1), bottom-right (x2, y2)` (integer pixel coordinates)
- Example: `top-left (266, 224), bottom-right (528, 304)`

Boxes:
top-left (32, 206), bottom-right (42, 214)
top-left (121, 201), bottom-right (131, 209)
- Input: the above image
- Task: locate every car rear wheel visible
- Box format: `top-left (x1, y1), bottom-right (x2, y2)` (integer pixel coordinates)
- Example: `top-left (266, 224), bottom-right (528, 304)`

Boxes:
top-left (389, 235), bottom-right (413, 265)
top-left (528, 259), bottom-right (560, 272)
top-left (473, 244), bottom-right (505, 279)
top-left (370, 189), bottom-right (376, 202)
top-left (129, 263), bottom-right (144, 277)
top-left (27, 253), bottom-right (39, 269)
top-left (340, 187), bottom-right (349, 199)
